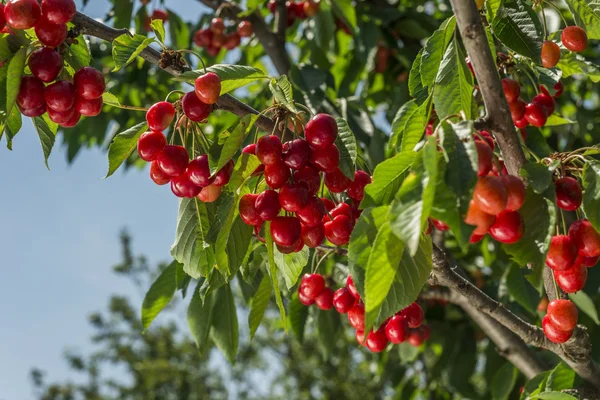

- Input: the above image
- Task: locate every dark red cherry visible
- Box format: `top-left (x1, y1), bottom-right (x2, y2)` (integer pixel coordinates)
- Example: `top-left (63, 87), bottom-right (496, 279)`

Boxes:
top-left (547, 299), bottom-right (578, 331)
top-left (181, 92), bottom-right (211, 122)
top-left (347, 170), bottom-right (372, 201)
top-left (501, 78), bottom-right (520, 103)
top-left (137, 131), bottom-right (167, 162)
top-left (150, 161), bottom-right (170, 185)
top-left (279, 182), bottom-right (309, 213)
top-left (0, 5), bottom-right (5, 30)
top-left (74, 67), bottom-right (105, 100)
top-left (17, 76), bottom-right (45, 110)
top-left (270, 216), bottom-right (302, 247)
top-left (546, 235), bottom-right (577, 271)
top-left (489, 210), bottom-right (523, 244)
top-left (5, 0), bottom-right (41, 29)
top-left (255, 189), bottom-right (281, 221)
top-left (146, 101), bottom-right (175, 132)
top-left (322, 198), bottom-right (336, 212)
top-left (34, 16), bottom-right (67, 48)
top-left (315, 287), bottom-right (334, 310)
top-left (294, 166), bottom-right (321, 195)
top-left (477, 130), bottom-right (495, 149)
top-left (156, 145), bottom-right (189, 177)
top-left (213, 160), bottom-right (234, 186)
top-left (59, 110), bottom-right (80, 127)
top-left (194, 28), bottom-right (212, 47)
top-left (533, 93), bottom-right (555, 115)
top-left (332, 287), bottom-right (355, 314)
top-left (242, 143), bottom-right (256, 154)
top-left (224, 32), bottom-right (241, 50)
top-left (542, 315), bottom-right (572, 344)
top-left (555, 177), bottom-right (582, 211)
top-left (555, 261), bottom-right (587, 293)
top-left (28, 47), bottom-right (62, 83)
top-left (41, 0), bottom-right (76, 24)
top-left (264, 161), bottom-right (290, 189)
top-left (47, 106), bottom-right (75, 125)
top-left (277, 238), bottom-right (303, 254)
top-left (562, 26), bottom-right (588, 53)
top-left (324, 214), bottom-right (353, 246)
top-left (256, 135), bottom-right (283, 165)
top-left (210, 17), bottom-right (225, 34)
top-left (347, 276), bottom-right (360, 299)
top-left (577, 254), bottom-right (599, 267)
top-left (151, 9), bottom-right (168, 22)
top-left (282, 138), bottom-right (311, 170)
top-left (385, 315), bottom-right (409, 344)
top-left (310, 144), bottom-right (340, 173)
top-left (400, 302), bottom-right (424, 328)
top-left (237, 20), bottom-right (253, 37)
top-left (325, 168), bottom-right (352, 193)
top-left (44, 80), bottom-right (76, 112)
top-left (366, 328), bottom-right (388, 353)
top-left (299, 273), bottom-right (325, 299)
top-left (75, 96), bottom-right (103, 117)
top-left (305, 113), bottom-right (338, 150)
top-left (296, 196), bottom-right (325, 227)
top-left (301, 223), bottom-right (325, 248)
top-left (194, 72), bottom-right (221, 105)
top-left (500, 175), bottom-right (526, 211)
top-left (569, 219), bottom-right (600, 257)
top-left (239, 193), bottom-right (262, 226)
top-left (524, 102), bottom-right (547, 128)
top-left (18, 103), bottom-right (46, 117)
top-left (470, 233), bottom-right (484, 243)
top-left (329, 202), bottom-right (354, 222)
top-left (475, 140), bottom-right (493, 177)
top-left (186, 155), bottom-right (213, 187)
top-left (554, 81), bottom-right (564, 97)
top-left (171, 173), bottom-right (202, 198)
top-left (510, 98), bottom-right (526, 122)
top-left (348, 302), bottom-right (365, 330)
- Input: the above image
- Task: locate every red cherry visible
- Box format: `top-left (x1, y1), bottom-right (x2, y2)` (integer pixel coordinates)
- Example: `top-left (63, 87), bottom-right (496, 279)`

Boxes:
top-left (542, 315), bottom-right (573, 344)
top-left (224, 33), bottom-right (241, 50)
top-left (59, 110), bottom-right (80, 127)
top-left (569, 220), bottom-right (600, 257)
top-left (17, 76), bottom-right (45, 110)
top-left (137, 131), bottom-right (167, 162)
top-left (348, 302), bottom-right (365, 330)
top-left (271, 216), bottom-right (302, 247)
top-left (324, 214), bottom-right (353, 246)
top-left (541, 40), bottom-right (561, 68)
top-left (256, 135), bottom-right (283, 165)
top-left (186, 155), bottom-right (213, 187)
top-left (264, 161), bottom-right (290, 189)
top-left (303, 0), bottom-right (319, 16)
top-left (470, 233), bottom-right (485, 243)
top-left (210, 17), bottom-right (225, 34)
top-left (242, 143), bottom-right (256, 154)
top-left (524, 102), bottom-right (547, 127)
top-left (255, 190), bottom-right (281, 221)
top-left (237, 20), bottom-right (253, 37)
top-left (18, 103), bottom-right (46, 117)
top-left (400, 302), bottom-right (424, 328)
top-left (347, 170), bottom-right (372, 201)
top-left (514, 117), bottom-right (529, 129)
top-left (325, 168), bottom-right (352, 193)
top-left (75, 96), bottom-right (103, 117)
top-left (151, 9), bottom-right (168, 22)
top-left (34, 16), bottom-right (67, 47)
top-left (206, 45), bottom-right (221, 57)
top-left (477, 131), bottom-right (495, 150)
top-left (385, 315), bottom-right (409, 344)
top-left (74, 67), bottom-right (105, 100)
top-left (546, 235), bottom-right (578, 271)
top-left (194, 72), bottom-right (221, 105)
top-left (509, 98), bottom-right (526, 122)
top-left (301, 223), bottom-right (325, 248)
top-left (547, 299), bottom-right (578, 331)
top-left (197, 184), bottom-right (222, 203)
top-left (194, 28), bottom-right (212, 47)
top-left (213, 160), bottom-right (234, 186)
top-left (425, 219), bottom-right (434, 235)
top-left (501, 78), bottom-right (520, 103)
top-left (282, 138), bottom-right (311, 170)
top-left (156, 145), bottom-right (189, 177)
top-left (305, 113), bottom-right (338, 149)
top-left (500, 175), bottom-right (526, 211)
top-left (475, 140), bottom-right (493, 177)
top-left (28, 47), bottom-right (62, 83)
top-left (473, 177), bottom-right (508, 216)
top-left (577, 254), bottom-right (599, 268)
top-left (555, 261), bottom-right (587, 293)
top-left (533, 93), bottom-right (555, 115)
top-left (347, 276), bottom-right (360, 299)
top-left (47, 106), bottom-right (75, 125)
top-left (44, 80), bottom-right (76, 112)
top-left (239, 194), bottom-right (262, 226)
top-left (150, 160), bottom-right (171, 185)
top-left (299, 273), bottom-right (325, 299)
top-left (5, 0), bottom-right (41, 29)
top-left (0, 4), bottom-right (6, 30)
top-left (298, 289), bottom-right (315, 306)
top-left (431, 218), bottom-right (449, 231)
top-left (294, 166), bottom-right (321, 195)
top-left (332, 287), bottom-right (355, 314)
top-left (211, 33), bottom-right (226, 48)
top-left (356, 330), bottom-right (366, 345)
top-left (315, 287), bottom-right (334, 310)
top-left (562, 26), bottom-right (588, 53)
top-left (407, 330), bottom-right (424, 347)
top-left (489, 210), bottom-right (524, 244)
top-left (555, 177), bottom-right (582, 211)
top-left (41, 0), bottom-right (76, 24)
top-left (366, 328), bottom-right (388, 353)
top-left (182, 92), bottom-right (211, 122)
top-left (554, 81), bottom-right (564, 97)
top-left (279, 182), bottom-right (309, 212)
top-left (330, 202), bottom-right (354, 221)
top-left (465, 200), bottom-right (495, 235)
top-left (296, 196), bottom-right (325, 227)
top-left (322, 198), bottom-right (336, 212)
top-left (171, 173), bottom-right (201, 198)
top-left (310, 144), bottom-right (340, 172)
top-left (146, 101), bottom-right (175, 132)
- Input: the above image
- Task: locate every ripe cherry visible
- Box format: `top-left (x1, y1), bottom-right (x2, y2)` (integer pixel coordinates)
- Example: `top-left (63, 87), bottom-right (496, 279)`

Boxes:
top-left (475, 140), bottom-right (493, 177)
top-left (156, 145), bottom-right (189, 177)
top-left (256, 135), bottom-right (283, 165)
top-left (562, 26), bottom-right (588, 53)
top-left (569, 219), bottom-right (600, 257)
top-left (542, 315), bottom-right (572, 344)
top-left (324, 214), bottom-right (353, 246)
top-left (206, 45), bottom-right (220, 57)
top-left (310, 144), bottom-right (340, 173)
top-left (137, 131), bottom-right (167, 162)
top-left (489, 210), bottom-right (524, 244)
top-left (28, 47), bottom-right (62, 83)
top-left (465, 200), bottom-right (495, 235)
top-left (473, 177), bottom-right (508, 216)
top-left (45, 80), bottom-right (76, 112)
top-left (17, 76), bottom-right (45, 110)
top-left (366, 328), bottom-right (388, 353)
top-left (194, 28), bottom-right (212, 47)
top-left (150, 160), bottom-right (171, 185)
top-left (182, 92), bottom-right (211, 122)
top-left (407, 329), bottom-right (425, 347)
top-left (59, 110), bottom-right (80, 128)
top-left (554, 81), bottom-right (564, 97)
top-left (224, 33), bottom-right (241, 50)
top-left (197, 184), bottom-right (222, 203)
top-left (315, 287), bottom-right (334, 310)
top-left (525, 102), bottom-right (547, 127)
top-left (282, 138), bottom-right (311, 170)
top-left (271, 216), bottom-right (302, 247)
top-left (347, 170), bottom-right (371, 201)
top-left (470, 233), bottom-right (484, 243)
top-left (547, 299), bottom-right (578, 331)
top-left (211, 33), bottom-right (226, 48)
top-left (385, 315), bottom-right (409, 344)
top-left (264, 162), bottom-right (290, 189)
top-left (303, 0), bottom-right (319, 16)
top-left (0, 5), bottom-right (4, 30)
top-left (294, 166), bottom-right (321, 195)
top-left (555, 177), bottom-right (582, 211)
top-left (325, 168), bottom-right (352, 193)
top-left (41, 0), bottom-right (76, 24)
top-left (5, 0), bottom-right (41, 30)
top-left (431, 218), bottom-right (449, 231)
top-left (279, 182), bottom-right (309, 212)
top-left (546, 235), bottom-right (577, 271)
top-left (332, 287), bottom-right (355, 314)
top-left (237, 20), bottom-right (253, 37)
top-left (296, 196), bottom-right (325, 227)
top-left (35, 16), bottom-right (67, 47)
top-left (186, 155), bottom-right (212, 187)
top-left (305, 113), bottom-right (338, 149)
top-left (400, 302), bottom-right (424, 328)
top-left (330, 202), bottom-right (354, 221)
top-left (502, 78), bottom-right (520, 103)
top-left (514, 117), bottom-right (529, 129)
top-left (171, 174), bottom-right (201, 198)
top-left (146, 102), bottom-right (175, 132)
top-left (277, 238), bottom-right (304, 254)
top-left (75, 96), bottom-right (103, 117)
top-left (47, 106), bottom-right (75, 125)
top-left (298, 289), bottom-right (315, 306)
top-left (500, 175), bottom-right (526, 211)
top-left (348, 302), bottom-right (365, 331)
top-left (541, 40), bottom-right (561, 68)
top-left (555, 261), bottom-right (587, 293)
top-left (18, 103), bottom-right (46, 117)
top-left (194, 72), bottom-right (221, 105)
top-left (74, 67), bottom-right (105, 100)
top-left (299, 273), bottom-right (325, 299)
top-left (255, 190), bottom-right (281, 221)
top-left (210, 17), bottom-right (225, 34)
top-left (151, 9), bottom-right (168, 22)
top-left (477, 131), bottom-right (495, 150)
top-left (510, 98), bottom-right (526, 122)
top-left (347, 276), bottom-right (360, 299)
top-left (577, 254), bottom-right (599, 268)
top-left (239, 194), bottom-right (262, 226)
top-left (213, 160), bottom-right (234, 187)
top-left (533, 93), bottom-right (555, 115)
top-left (301, 223), bottom-right (325, 248)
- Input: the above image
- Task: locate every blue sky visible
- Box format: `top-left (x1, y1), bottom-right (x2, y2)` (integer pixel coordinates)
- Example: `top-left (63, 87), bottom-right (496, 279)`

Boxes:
top-left (0, 1), bottom-right (208, 398)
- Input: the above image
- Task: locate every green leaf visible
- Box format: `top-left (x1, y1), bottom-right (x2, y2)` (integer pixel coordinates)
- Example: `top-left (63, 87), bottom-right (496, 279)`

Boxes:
top-left (317, 309), bottom-right (340, 357)
top-left (213, 114), bottom-right (258, 173)
top-left (545, 115), bottom-right (576, 126)
top-left (389, 100), bottom-right (418, 152)
top-left (210, 284), bottom-right (239, 363)
top-left (113, 0), bottom-right (133, 29)
top-left (187, 283), bottom-right (214, 355)
top-left (274, 246), bottom-right (309, 289)
top-left (520, 163), bottom-right (554, 194)
top-left (105, 122), bottom-right (148, 178)
top-left (492, 0), bottom-right (543, 62)
top-left (6, 48), bottom-right (26, 117)
top-left (32, 117), bottom-right (57, 169)
top-left (421, 17), bottom-right (457, 88)
top-left (569, 291), bottom-right (600, 325)
top-left (334, 117), bottom-right (357, 179)
top-left (141, 261), bottom-right (178, 330)
top-left (362, 151), bottom-right (417, 208)
top-left (66, 35), bottom-right (91, 69)
top-left (266, 222), bottom-right (287, 330)
top-left (398, 342), bottom-right (421, 362)
top-left (565, 0), bottom-right (600, 40)
top-left (491, 362), bottom-right (518, 400)
top-left (248, 274), bottom-right (272, 340)
top-left (229, 153), bottom-right (262, 191)
top-left (505, 263), bottom-right (539, 315)
top-left (269, 75), bottom-right (297, 112)
top-left (408, 49), bottom-right (427, 102)
top-left (102, 92), bottom-right (121, 107)
top-left (5, 107), bottom-right (21, 147)
top-left (530, 393), bottom-right (577, 400)
top-left (433, 40), bottom-right (473, 119)
top-left (174, 64), bottom-right (269, 95)
top-left (582, 160), bottom-right (600, 233)
top-left (171, 198), bottom-right (214, 279)
top-left (150, 19), bottom-right (166, 43)
top-left (215, 216), bottom-right (253, 276)
top-left (289, 292), bottom-right (309, 343)
top-left (166, 9), bottom-right (190, 50)
top-left (331, 0), bottom-right (356, 29)
top-left (112, 33), bottom-right (155, 72)
top-left (557, 52), bottom-right (600, 82)
top-left (400, 101), bottom-right (429, 154)
top-left (545, 362), bottom-right (576, 392)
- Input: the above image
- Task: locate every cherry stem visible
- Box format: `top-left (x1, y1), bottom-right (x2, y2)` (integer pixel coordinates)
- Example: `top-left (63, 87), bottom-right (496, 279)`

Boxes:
top-left (164, 90), bottom-right (184, 103)
top-left (313, 249), bottom-right (336, 273)
top-left (178, 49), bottom-right (208, 74)
top-left (543, 0), bottom-right (569, 27)
top-left (559, 208), bottom-right (567, 236)
top-left (540, 6), bottom-right (548, 39)
top-left (295, 103), bottom-right (314, 118)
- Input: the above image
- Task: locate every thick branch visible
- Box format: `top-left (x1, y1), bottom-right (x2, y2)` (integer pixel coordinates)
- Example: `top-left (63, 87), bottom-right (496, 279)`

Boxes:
top-left (449, 0), bottom-right (526, 176)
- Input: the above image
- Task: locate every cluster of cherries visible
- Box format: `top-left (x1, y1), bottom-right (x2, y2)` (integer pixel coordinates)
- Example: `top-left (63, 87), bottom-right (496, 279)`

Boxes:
top-left (6, 0), bottom-right (106, 126)
top-left (502, 77), bottom-right (564, 130)
top-left (193, 17), bottom-right (254, 56)
top-left (298, 274), bottom-right (430, 352)
top-left (542, 299), bottom-right (579, 344)
top-left (266, 0), bottom-right (319, 26)
top-left (238, 113), bottom-right (372, 254)
top-left (137, 72), bottom-right (231, 202)
top-left (541, 25), bottom-right (588, 69)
